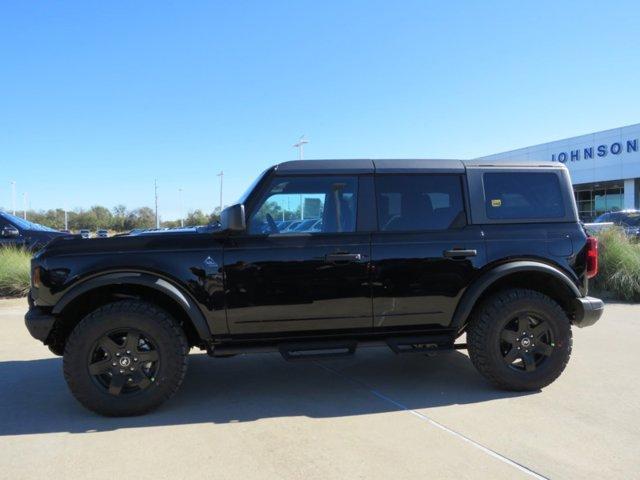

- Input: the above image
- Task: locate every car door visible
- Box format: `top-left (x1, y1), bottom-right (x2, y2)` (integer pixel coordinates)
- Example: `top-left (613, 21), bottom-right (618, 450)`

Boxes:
top-left (371, 173), bottom-right (486, 330)
top-left (223, 174), bottom-right (373, 335)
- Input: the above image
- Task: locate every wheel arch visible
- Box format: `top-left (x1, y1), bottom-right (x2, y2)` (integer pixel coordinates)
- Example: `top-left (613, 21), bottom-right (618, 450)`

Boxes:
top-left (50, 272), bottom-right (211, 351)
top-left (451, 261), bottom-right (582, 332)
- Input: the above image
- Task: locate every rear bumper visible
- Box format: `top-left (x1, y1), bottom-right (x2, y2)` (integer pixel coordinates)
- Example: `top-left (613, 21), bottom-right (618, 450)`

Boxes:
top-left (24, 307), bottom-right (56, 343)
top-left (574, 296), bottom-right (604, 328)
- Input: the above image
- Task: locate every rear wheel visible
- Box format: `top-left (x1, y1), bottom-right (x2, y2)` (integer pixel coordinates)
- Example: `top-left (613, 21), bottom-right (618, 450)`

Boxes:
top-left (63, 300), bottom-right (188, 416)
top-left (467, 289), bottom-right (572, 391)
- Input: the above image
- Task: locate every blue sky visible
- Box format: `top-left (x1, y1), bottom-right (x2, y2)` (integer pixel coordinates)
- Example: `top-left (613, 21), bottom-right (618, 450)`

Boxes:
top-left (2, 1), bottom-right (639, 220)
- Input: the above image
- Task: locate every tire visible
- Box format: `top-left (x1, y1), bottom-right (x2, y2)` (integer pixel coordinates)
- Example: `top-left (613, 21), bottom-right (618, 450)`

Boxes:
top-left (467, 288), bottom-right (572, 391)
top-left (63, 300), bottom-right (188, 416)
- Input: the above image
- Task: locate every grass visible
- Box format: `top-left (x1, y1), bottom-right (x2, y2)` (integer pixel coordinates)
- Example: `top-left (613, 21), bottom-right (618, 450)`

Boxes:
top-left (0, 247), bottom-right (31, 297)
top-left (593, 228), bottom-right (640, 302)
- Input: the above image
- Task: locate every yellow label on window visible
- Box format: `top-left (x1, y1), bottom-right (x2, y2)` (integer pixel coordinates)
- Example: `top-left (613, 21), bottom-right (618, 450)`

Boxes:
top-left (491, 199), bottom-right (502, 207)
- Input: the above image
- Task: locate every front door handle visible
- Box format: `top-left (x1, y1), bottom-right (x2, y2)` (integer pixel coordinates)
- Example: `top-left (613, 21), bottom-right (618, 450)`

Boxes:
top-left (443, 249), bottom-right (477, 258)
top-left (325, 253), bottom-right (362, 263)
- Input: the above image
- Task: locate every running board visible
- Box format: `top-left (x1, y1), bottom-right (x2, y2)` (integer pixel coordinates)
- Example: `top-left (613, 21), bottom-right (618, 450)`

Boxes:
top-left (279, 341), bottom-right (357, 361)
top-left (386, 335), bottom-right (454, 355)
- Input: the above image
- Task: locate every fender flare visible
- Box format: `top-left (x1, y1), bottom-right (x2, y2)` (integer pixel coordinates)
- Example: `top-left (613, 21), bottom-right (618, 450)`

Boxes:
top-left (52, 272), bottom-right (211, 340)
top-left (451, 261), bottom-right (581, 329)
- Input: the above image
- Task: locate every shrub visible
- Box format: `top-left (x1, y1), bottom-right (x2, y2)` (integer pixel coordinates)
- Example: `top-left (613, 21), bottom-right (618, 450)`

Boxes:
top-left (0, 247), bottom-right (31, 297)
top-left (593, 228), bottom-right (640, 302)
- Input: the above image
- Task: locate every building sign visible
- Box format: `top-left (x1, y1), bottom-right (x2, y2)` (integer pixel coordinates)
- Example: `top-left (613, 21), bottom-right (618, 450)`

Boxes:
top-left (551, 138), bottom-right (638, 163)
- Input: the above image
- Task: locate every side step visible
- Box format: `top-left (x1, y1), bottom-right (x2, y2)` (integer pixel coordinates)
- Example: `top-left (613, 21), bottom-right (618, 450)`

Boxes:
top-left (279, 341), bottom-right (357, 361)
top-left (386, 335), bottom-right (454, 355)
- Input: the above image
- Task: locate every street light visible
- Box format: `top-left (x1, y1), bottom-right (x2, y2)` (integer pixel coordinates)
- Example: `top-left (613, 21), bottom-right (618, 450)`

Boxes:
top-left (293, 135), bottom-right (309, 160)
top-left (10, 181), bottom-right (16, 215)
top-left (178, 188), bottom-right (184, 228)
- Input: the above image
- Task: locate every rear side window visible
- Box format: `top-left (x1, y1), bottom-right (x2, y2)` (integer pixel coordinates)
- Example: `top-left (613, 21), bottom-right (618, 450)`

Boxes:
top-left (376, 175), bottom-right (465, 231)
top-left (484, 172), bottom-right (565, 220)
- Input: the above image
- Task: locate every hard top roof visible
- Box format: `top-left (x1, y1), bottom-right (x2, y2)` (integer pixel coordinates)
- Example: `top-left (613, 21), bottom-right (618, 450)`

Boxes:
top-left (274, 159), bottom-right (562, 175)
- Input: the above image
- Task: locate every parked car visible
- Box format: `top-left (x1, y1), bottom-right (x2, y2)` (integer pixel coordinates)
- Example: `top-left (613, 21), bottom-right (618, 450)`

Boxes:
top-left (79, 229), bottom-right (91, 239)
top-left (97, 229), bottom-right (109, 238)
top-left (593, 210), bottom-right (640, 239)
top-left (0, 210), bottom-right (69, 251)
top-left (25, 159), bottom-right (603, 416)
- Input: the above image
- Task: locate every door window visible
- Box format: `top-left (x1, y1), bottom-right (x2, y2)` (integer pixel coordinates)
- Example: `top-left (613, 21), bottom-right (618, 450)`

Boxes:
top-left (375, 175), bottom-right (465, 231)
top-left (248, 176), bottom-right (358, 235)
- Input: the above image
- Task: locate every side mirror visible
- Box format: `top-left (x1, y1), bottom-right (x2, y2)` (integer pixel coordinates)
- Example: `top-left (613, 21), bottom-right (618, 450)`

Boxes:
top-left (220, 204), bottom-right (246, 232)
top-left (1, 226), bottom-right (20, 238)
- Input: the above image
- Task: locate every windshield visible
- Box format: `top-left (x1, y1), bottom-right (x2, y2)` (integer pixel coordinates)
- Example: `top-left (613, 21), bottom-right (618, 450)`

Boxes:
top-left (0, 210), bottom-right (57, 231)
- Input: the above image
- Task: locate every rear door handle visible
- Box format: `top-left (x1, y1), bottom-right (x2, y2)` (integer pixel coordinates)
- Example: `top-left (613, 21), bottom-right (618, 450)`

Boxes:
top-left (325, 253), bottom-right (362, 263)
top-left (443, 249), bottom-right (477, 258)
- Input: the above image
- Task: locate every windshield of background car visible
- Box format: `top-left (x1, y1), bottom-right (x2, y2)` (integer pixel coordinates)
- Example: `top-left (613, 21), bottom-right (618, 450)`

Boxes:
top-left (0, 211), bottom-right (57, 231)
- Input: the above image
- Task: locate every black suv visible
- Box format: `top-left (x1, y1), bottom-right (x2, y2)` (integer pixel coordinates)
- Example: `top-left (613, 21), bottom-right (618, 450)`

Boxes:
top-left (25, 160), bottom-right (603, 416)
top-left (0, 210), bottom-right (69, 251)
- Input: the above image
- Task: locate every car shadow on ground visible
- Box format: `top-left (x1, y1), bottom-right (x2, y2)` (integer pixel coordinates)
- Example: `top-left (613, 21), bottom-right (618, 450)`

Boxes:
top-left (0, 349), bottom-right (534, 436)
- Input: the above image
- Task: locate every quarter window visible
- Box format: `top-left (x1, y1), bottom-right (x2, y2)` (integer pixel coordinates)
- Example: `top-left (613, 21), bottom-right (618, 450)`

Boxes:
top-left (484, 172), bottom-right (565, 220)
top-left (375, 175), bottom-right (465, 231)
top-left (248, 176), bottom-right (358, 235)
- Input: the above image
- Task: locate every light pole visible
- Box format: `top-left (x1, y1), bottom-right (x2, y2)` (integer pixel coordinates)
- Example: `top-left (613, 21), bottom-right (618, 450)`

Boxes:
top-left (23, 192), bottom-right (28, 220)
top-left (10, 181), bottom-right (16, 215)
top-left (217, 171), bottom-right (223, 213)
top-left (293, 135), bottom-right (308, 160)
top-left (178, 188), bottom-right (184, 228)
top-left (154, 179), bottom-right (160, 229)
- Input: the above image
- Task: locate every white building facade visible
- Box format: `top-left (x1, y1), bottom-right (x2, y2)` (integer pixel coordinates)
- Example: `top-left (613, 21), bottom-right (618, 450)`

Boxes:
top-left (479, 123), bottom-right (640, 221)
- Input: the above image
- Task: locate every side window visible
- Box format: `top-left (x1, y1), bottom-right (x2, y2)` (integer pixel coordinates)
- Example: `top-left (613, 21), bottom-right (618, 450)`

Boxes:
top-left (248, 176), bottom-right (358, 235)
top-left (484, 172), bottom-right (565, 220)
top-left (375, 175), bottom-right (465, 231)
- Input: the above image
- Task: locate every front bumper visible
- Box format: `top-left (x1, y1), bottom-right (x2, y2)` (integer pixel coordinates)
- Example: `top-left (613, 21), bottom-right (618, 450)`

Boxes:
top-left (574, 296), bottom-right (604, 328)
top-left (24, 307), bottom-right (56, 343)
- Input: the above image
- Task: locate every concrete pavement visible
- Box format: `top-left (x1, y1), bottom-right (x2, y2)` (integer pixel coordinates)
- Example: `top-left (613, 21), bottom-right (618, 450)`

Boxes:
top-left (0, 298), bottom-right (638, 479)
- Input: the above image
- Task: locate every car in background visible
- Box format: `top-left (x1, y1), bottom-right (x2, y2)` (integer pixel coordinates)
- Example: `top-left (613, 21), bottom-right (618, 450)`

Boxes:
top-left (292, 218), bottom-right (321, 232)
top-left (0, 210), bottom-right (70, 250)
top-left (79, 229), bottom-right (91, 239)
top-left (96, 229), bottom-right (109, 238)
top-left (593, 210), bottom-right (640, 239)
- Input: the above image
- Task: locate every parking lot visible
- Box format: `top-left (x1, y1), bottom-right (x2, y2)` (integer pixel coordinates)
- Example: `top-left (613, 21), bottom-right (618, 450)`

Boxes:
top-left (0, 297), bottom-right (637, 479)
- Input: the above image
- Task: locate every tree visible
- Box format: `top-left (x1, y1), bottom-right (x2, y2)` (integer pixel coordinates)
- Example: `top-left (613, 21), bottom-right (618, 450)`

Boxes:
top-left (112, 204), bottom-right (127, 231)
top-left (125, 207), bottom-right (156, 230)
top-left (185, 209), bottom-right (209, 226)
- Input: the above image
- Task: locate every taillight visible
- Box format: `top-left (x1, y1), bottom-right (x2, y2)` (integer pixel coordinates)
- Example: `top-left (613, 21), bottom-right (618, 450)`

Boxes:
top-left (586, 237), bottom-right (598, 279)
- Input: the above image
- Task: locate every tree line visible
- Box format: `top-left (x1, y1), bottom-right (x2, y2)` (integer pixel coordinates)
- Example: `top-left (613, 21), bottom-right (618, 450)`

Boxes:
top-left (4, 205), bottom-right (221, 232)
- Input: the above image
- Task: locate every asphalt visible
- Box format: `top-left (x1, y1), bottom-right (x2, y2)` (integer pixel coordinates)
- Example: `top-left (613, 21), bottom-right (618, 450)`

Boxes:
top-left (0, 297), bottom-right (638, 479)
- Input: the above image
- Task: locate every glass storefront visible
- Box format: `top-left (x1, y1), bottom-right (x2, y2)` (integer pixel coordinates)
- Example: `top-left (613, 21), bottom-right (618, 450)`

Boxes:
top-left (574, 182), bottom-right (624, 222)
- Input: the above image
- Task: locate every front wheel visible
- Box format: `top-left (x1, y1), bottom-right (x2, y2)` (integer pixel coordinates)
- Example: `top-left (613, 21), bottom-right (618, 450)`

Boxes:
top-left (467, 289), bottom-right (572, 391)
top-left (63, 300), bottom-right (188, 416)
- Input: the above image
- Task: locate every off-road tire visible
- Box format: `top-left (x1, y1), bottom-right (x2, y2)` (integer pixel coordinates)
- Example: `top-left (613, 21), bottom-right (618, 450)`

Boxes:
top-left (63, 300), bottom-right (188, 416)
top-left (467, 288), bottom-right (572, 391)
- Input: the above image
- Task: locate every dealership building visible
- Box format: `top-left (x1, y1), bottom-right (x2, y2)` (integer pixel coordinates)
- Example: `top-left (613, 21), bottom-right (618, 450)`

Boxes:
top-left (479, 123), bottom-right (640, 221)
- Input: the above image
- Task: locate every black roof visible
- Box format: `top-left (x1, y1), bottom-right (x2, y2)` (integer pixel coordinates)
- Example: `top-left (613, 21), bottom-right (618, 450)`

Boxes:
top-left (274, 159), bottom-right (561, 175)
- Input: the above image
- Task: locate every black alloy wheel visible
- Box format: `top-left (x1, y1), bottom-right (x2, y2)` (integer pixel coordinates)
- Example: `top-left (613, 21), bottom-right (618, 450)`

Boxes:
top-left (88, 329), bottom-right (160, 396)
top-left (499, 314), bottom-right (554, 372)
